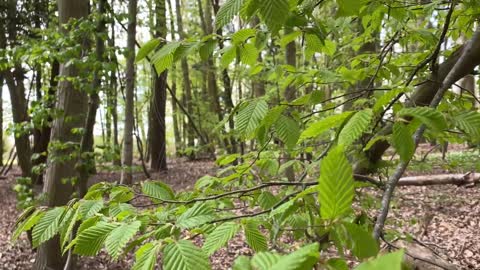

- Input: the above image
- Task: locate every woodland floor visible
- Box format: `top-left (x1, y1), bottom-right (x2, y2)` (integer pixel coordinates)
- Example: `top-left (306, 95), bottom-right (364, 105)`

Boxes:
top-left (1, 146), bottom-right (479, 269)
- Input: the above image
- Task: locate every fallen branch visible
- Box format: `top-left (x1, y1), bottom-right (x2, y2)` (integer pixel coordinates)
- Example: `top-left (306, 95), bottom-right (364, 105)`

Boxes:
top-left (398, 173), bottom-right (480, 186)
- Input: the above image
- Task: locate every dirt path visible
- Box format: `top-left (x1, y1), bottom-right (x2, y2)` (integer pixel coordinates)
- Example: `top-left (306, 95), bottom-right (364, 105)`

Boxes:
top-left (1, 159), bottom-right (479, 269)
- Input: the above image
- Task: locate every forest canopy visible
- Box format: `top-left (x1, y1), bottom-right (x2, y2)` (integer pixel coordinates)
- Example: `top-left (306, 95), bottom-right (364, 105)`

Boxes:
top-left (1, 0), bottom-right (480, 269)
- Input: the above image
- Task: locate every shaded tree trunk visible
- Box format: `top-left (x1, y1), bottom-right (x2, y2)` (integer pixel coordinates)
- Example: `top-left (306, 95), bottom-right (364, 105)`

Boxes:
top-left (175, 0), bottom-right (195, 150)
top-left (33, 0), bottom-right (89, 269)
top-left (0, 0), bottom-right (32, 178)
top-left (121, 0), bottom-right (137, 184)
top-left (167, 0), bottom-right (182, 155)
top-left (0, 75), bottom-right (3, 166)
top-left (77, 0), bottom-right (106, 196)
top-left (149, 0), bottom-right (168, 171)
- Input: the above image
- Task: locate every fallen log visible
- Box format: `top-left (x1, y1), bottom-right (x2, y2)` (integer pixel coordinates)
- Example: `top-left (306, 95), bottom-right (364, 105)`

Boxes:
top-left (398, 173), bottom-right (480, 186)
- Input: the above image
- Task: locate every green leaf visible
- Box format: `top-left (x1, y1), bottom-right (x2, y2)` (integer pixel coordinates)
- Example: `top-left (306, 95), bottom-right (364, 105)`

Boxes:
top-left (105, 221), bottom-right (141, 260)
top-left (32, 207), bottom-right (65, 247)
top-left (392, 123), bottom-right (415, 162)
top-left (341, 223), bottom-right (379, 259)
top-left (337, 0), bottom-right (366, 17)
top-left (215, 0), bottom-right (246, 29)
top-left (244, 220), bottom-right (268, 252)
top-left (232, 29), bottom-right (257, 44)
top-left (164, 240), bottom-right (211, 270)
top-left (258, 191), bottom-right (279, 210)
top-left (239, 43), bottom-right (259, 66)
top-left (132, 242), bottom-right (161, 270)
top-left (203, 222), bottom-right (240, 255)
top-left (398, 107), bottom-right (446, 131)
top-left (79, 200), bottom-right (104, 219)
top-left (258, 0), bottom-right (290, 32)
top-left (354, 250), bottom-right (405, 270)
top-left (338, 109), bottom-right (373, 146)
top-left (300, 112), bottom-right (354, 140)
top-left (151, 41), bottom-right (181, 73)
top-left (373, 88), bottom-right (404, 112)
top-left (236, 100), bottom-right (269, 137)
top-left (318, 146), bottom-right (354, 219)
top-left (136, 39), bottom-right (160, 62)
top-left (455, 111), bottom-right (480, 138)
top-left (12, 209), bottom-right (44, 242)
top-left (142, 181), bottom-right (175, 201)
top-left (233, 256), bottom-right (253, 270)
top-left (252, 252), bottom-right (281, 269)
top-left (326, 258), bottom-right (349, 270)
top-left (73, 221), bottom-right (118, 256)
top-left (199, 39), bottom-right (217, 61)
top-left (60, 207), bottom-right (80, 251)
top-left (268, 243), bottom-right (320, 270)
top-left (177, 203), bottom-right (215, 229)
top-left (221, 45), bottom-right (237, 68)
top-left (274, 115), bottom-right (300, 148)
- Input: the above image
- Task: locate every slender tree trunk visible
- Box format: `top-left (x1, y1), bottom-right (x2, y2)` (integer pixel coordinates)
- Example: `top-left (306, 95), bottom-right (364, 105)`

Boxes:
top-left (149, 0), bottom-right (168, 171)
top-left (283, 26), bottom-right (296, 182)
top-left (77, 0), bottom-right (106, 196)
top-left (33, 1), bottom-right (89, 269)
top-left (121, 0), bottom-right (137, 184)
top-left (0, 0), bottom-right (32, 178)
top-left (167, 0), bottom-right (182, 155)
top-left (32, 61), bottom-right (58, 185)
top-left (0, 75), bottom-right (3, 166)
top-left (175, 0), bottom-right (195, 149)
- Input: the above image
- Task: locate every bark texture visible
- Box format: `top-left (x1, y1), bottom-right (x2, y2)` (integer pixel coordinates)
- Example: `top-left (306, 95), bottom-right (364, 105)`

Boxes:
top-left (34, 0), bottom-right (89, 269)
top-left (121, 0), bottom-right (137, 184)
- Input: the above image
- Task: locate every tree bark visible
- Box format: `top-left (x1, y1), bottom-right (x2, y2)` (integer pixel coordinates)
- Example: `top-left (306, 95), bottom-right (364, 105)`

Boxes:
top-left (166, 0), bottom-right (182, 155)
top-left (149, 0), bottom-right (168, 172)
top-left (121, 0), bottom-right (137, 185)
top-left (34, 0), bottom-right (89, 269)
top-left (0, 0), bottom-right (33, 178)
top-left (77, 0), bottom-right (106, 196)
top-left (175, 0), bottom-right (195, 149)
top-left (0, 75), bottom-right (3, 166)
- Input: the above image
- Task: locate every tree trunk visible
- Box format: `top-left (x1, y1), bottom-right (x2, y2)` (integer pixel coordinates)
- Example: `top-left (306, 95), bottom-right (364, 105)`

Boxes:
top-left (108, 5), bottom-right (121, 166)
top-left (283, 26), bottom-right (296, 182)
top-left (166, 0), bottom-right (182, 155)
top-left (77, 0), bottom-right (106, 196)
top-left (358, 44), bottom-right (479, 174)
top-left (149, 0), bottom-right (168, 172)
top-left (175, 0), bottom-right (195, 149)
top-left (33, 1), bottom-right (89, 269)
top-left (0, 75), bottom-right (3, 166)
top-left (0, 0), bottom-right (32, 178)
top-left (121, 0), bottom-right (137, 185)
top-left (32, 61), bottom-right (58, 185)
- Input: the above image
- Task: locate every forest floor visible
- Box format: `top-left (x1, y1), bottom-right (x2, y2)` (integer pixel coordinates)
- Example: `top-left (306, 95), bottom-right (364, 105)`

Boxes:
top-left (1, 145), bottom-right (479, 269)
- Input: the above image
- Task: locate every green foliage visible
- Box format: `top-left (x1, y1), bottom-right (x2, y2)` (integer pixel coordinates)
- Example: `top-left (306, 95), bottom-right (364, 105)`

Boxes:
top-left (454, 111), bottom-right (480, 139)
top-left (354, 250), bottom-right (405, 270)
top-left (398, 107), bottom-right (447, 131)
top-left (244, 220), bottom-right (268, 252)
top-left (318, 146), bottom-right (354, 220)
top-left (164, 240), bottom-right (211, 270)
top-left (392, 123), bottom-right (415, 162)
top-left (105, 221), bottom-right (141, 259)
top-left (236, 100), bottom-right (269, 137)
top-left (132, 242), bottom-right (160, 270)
top-left (32, 207), bottom-right (65, 247)
top-left (142, 181), bottom-right (175, 201)
top-left (203, 222), bottom-right (240, 255)
top-left (73, 221), bottom-right (118, 256)
top-left (338, 109), bottom-right (373, 146)
top-left (177, 203), bottom-right (215, 229)
top-left (215, 0), bottom-right (246, 29)
top-left (136, 39), bottom-right (161, 62)
top-left (300, 112), bottom-right (353, 141)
